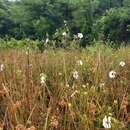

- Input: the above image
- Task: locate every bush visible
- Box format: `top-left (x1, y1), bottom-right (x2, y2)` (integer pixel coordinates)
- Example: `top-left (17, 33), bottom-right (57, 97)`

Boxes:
top-left (97, 8), bottom-right (130, 43)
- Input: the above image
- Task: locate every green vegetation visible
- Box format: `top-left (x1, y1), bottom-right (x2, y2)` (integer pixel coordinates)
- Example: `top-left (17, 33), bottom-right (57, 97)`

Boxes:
top-left (0, 0), bottom-right (130, 47)
top-left (1, 1), bottom-right (130, 130)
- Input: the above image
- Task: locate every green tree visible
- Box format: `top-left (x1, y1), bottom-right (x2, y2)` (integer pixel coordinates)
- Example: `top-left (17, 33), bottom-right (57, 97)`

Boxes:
top-left (97, 8), bottom-right (130, 43)
top-left (0, 0), bottom-right (14, 37)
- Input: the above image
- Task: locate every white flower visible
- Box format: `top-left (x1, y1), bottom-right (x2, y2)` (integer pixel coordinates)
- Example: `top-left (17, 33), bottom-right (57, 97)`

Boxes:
top-left (109, 70), bottom-right (116, 79)
top-left (26, 51), bottom-right (29, 55)
top-left (71, 90), bottom-right (79, 97)
top-left (40, 73), bottom-right (47, 85)
top-left (103, 115), bottom-right (111, 129)
top-left (58, 72), bottom-right (62, 76)
top-left (45, 38), bottom-right (49, 43)
top-left (64, 20), bottom-right (67, 23)
top-left (77, 60), bottom-right (83, 66)
top-left (0, 64), bottom-right (5, 72)
top-left (68, 103), bottom-right (72, 107)
top-left (66, 84), bottom-right (70, 88)
top-left (72, 71), bottom-right (79, 80)
top-left (86, 83), bottom-right (89, 86)
top-left (84, 92), bottom-right (87, 95)
top-left (119, 61), bottom-right (125, 67)
top-left (62, 32), bottom-right (67, 36)
top-left (82, 85), bottom-right (86, 88)
top-left (77, 33), bottom-right (83, 39)
top-left (64, 20), bottom-right (67, 25)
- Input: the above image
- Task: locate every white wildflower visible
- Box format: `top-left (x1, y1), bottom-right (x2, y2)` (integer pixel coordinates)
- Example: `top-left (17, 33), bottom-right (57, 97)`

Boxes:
top-left (0, 64), bottom-right (5, 72)
top-left (109, 70), bottom-right (116, 79)
top-left (62, 32), bottom-right (67, 36)
top-left (82, 85), bottom-right (86, 88)
top-left (86, 83), bottom-right (89, 86)
top-left (72, 71), bottom-right (79, 80)
top-left (26, 47), bottom-right (29, 55)
top-left (64, 20), bottom-right (67, 26)
top-left (58, 72), bottom-right (62, 76)
top-left (71, 90), bottom-right (79, 97)
top-left (77, 60), bottom-right (83, 66)
top-left (68, 103), bottom-right (72, 107)
top-left (64, 20), bottom-right (67, 24)
top-left (45, 38), bottom-right (49, 43)
top-left (84, 92), bottom-right (87, 95)
top-left (103, 115), bottom-right (111, 129)
top-left (119, 61), bottom-right (125, 67)
top-left (77, 33), bottom-right (83, 39)
top-left (66, 84), bottom-right (70, 88)
top-left (26, 51), bottom-right (29, 55)
top-left (40, 73), bottom-right (47, 85)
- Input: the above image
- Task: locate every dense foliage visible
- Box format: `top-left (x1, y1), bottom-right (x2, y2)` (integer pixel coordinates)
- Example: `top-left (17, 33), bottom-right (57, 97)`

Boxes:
top-left (0, 0), bottom-right (130, 46)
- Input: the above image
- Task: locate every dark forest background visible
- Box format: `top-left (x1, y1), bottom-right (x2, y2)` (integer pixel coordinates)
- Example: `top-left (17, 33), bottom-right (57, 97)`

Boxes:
top-left (0, 0), bottom-right (130, 46)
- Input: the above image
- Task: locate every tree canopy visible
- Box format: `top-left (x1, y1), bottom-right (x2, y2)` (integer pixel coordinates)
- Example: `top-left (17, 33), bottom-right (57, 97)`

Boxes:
top-left (0, 0), bottom-right (130, 45)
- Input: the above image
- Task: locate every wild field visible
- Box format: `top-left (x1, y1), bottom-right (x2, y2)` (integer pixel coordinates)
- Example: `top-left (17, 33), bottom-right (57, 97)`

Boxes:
top-left (0, 44), bottom-right (130, 130)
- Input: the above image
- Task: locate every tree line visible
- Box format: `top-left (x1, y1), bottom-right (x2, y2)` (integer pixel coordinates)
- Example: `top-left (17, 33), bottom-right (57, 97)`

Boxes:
top-left (0, 0), bottom-right (130, 46)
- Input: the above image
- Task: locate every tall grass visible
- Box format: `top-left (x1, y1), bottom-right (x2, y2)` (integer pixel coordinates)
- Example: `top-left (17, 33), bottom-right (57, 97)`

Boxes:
top-left (0, 44), bottom-right (130, 130)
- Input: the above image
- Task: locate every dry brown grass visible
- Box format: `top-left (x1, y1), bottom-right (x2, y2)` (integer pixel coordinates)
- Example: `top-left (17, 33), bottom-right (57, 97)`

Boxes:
top-left (0, 46), bottom-right (130, 130)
